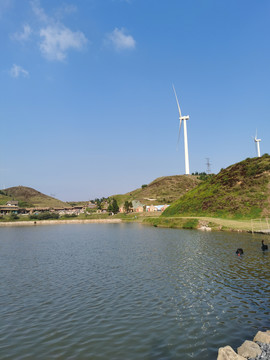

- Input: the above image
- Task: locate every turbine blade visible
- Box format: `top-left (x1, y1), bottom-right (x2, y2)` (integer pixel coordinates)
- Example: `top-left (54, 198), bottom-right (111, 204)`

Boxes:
top-left (176, 119), bottom-right (182, 150)
top-left (172, 84), bottom-right (182, 117)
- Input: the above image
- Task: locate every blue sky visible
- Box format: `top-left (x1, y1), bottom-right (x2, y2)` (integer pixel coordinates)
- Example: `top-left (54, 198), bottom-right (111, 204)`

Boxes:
top-left (1, 0), bottom-right (269, 201)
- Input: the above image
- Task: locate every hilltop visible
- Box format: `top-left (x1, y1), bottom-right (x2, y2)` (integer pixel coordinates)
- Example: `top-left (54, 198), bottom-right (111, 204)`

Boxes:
top-left (163, 154), bottom-right (270, 219)
top-left (0, 186), bottom-right (68, 208)
top-left (110, 175), bottom-right (201, 206)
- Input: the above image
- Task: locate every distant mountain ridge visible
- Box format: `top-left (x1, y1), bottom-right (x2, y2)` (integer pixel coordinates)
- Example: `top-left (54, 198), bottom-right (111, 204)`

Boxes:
top-left (0, 186), bottom-right (68, 208)
top-left (111, 175), bottom-right (201, 206)
top-left (163, 155), bottom-right (270, 218)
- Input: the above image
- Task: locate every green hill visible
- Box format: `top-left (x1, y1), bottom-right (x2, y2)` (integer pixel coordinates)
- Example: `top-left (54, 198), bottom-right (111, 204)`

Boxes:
top-left (163, 155), bottom-right (270, 219)
top-left (111, 175), bottom-right (201, 206)
top-left (0, 186), bottom-right (68, 208)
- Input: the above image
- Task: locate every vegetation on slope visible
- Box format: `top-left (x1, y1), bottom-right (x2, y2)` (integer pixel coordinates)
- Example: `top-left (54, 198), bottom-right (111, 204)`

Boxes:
top-left (1, 186), bottom-right (68, 208)
top-left (163, 155), bottom-right (270, 219)
top-left (0, 192), bottom-right (12, 206)
top-left (67, 201), bottom-right (89, 207)
top-left (110, 175), bottom-right (201, 206)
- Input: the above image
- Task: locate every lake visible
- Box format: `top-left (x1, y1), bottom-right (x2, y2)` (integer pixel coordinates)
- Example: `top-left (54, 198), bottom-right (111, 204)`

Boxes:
top-left (0, 223), bottom-right (269, 359)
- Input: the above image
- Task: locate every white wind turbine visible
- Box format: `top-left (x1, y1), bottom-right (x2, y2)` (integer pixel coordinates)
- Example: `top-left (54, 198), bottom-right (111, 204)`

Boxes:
top-left (173, 85), bottom-right (190, 175)
top-left (254, 130), bottom-right (261, 157)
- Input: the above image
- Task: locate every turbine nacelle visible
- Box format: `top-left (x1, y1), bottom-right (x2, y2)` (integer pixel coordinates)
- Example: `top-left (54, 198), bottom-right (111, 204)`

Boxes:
top-left (254, 137), bottom-right (261, 142)
top-left (180, 115), bottom-right (189, 121)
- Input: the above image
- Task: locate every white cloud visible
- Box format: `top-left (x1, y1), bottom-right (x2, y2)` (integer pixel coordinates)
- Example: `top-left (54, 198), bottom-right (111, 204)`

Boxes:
top-left (10, 64), bottom-right (29, 78)
top-left (63, 4), bottom-right (77, 13)
top-left (39, 24), bottom-right (87, 61)
top-left (12, 24), bottom-right (32, 42)
top-left (8, 1), bottom-right (87, 64)
top-left (57, 4), bottom-right (77, 17)
top-left (30, 0), bottom-right (48, 22)
top-left (106, 28), bottom-right (136, 51)
top-left (29, 1), bottom-right (88, 61)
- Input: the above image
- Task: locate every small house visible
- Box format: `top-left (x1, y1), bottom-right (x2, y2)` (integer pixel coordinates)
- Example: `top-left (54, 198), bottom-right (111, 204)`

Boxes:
top-left (7, 201), bottom-right (19, 207)
top-left (132, 200), bottom-right (145, 212)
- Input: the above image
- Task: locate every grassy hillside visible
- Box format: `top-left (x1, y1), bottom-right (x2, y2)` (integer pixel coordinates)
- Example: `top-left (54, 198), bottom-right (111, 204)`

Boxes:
top-left (111, 175), bottom-right (201, 206)
top-left (163, 155), bottom-right (270, 219)
top-left (67, 201), bottom-right (89, 207)
top-left (1, 186), bottom-right (68, 208)
top-left (0, 191), bottom-right (12, 206)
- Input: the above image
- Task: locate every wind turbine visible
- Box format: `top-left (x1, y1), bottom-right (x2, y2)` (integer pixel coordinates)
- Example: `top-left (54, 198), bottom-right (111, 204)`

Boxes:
top-left (254, 130), bottom-right (261, 157)
top-left (173, 85), bottom-right (190, 175)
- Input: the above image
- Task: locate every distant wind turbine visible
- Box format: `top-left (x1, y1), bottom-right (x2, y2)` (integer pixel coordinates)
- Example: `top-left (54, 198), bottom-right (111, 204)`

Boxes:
top-left (173, 85), bottom-right (190, 175)
top-left (254, 130), bottom-right (261, 157)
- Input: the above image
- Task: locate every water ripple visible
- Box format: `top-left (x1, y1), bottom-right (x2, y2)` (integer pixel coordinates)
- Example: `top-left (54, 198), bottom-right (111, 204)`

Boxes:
top-left (0, 224), bottom-right (269, 359)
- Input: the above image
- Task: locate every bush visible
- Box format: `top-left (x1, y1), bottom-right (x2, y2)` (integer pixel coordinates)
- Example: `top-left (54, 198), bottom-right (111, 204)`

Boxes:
top-left (62, 213), bottom-right (77, 218)
top-left (9, 213), bottom-right (19, 221)
top-left (86, 208), bottom-right (96, 213)
top-left (29, 212), bottom-right (59, 220)
top-left (182, 219), bottom-right (199, 229)
top-left (18, 201), bottom-right (34, 208)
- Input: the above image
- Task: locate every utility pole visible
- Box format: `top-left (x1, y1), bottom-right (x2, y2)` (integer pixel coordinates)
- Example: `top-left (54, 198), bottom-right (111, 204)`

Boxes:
top-left (206, 158), bottom-right (211, 174)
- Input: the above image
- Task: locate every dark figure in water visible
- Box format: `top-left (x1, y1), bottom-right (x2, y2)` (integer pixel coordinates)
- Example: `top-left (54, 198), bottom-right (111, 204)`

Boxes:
top-left (261, 240), bottom-right (268, 251)
top-left (236, 248), bottom-right (244, 256)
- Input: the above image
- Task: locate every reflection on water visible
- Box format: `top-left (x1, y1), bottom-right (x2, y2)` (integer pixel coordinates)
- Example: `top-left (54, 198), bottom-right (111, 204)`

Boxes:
top-left (0, 224), bottom-right (269, 359)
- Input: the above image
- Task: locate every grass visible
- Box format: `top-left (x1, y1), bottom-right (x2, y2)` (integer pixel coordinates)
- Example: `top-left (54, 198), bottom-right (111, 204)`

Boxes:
top-left (0, 213), bottom-right (112, 222)
top-left (142, 215), bottom-right (270, 232)
top-left (2, 186), bottom-right (68, 208)
top-left (110, 175), bottom-right (201, 206)
top-left (163, 155), bottom-right (270, 219)
top-left (0, 211), bottom-right (269, 234)
top-left (0, 195), bottom-right (12, 205)
top-left (143, 216), bottom-right (198, 229)
top-left (182, 219), bottom-right (199, 229)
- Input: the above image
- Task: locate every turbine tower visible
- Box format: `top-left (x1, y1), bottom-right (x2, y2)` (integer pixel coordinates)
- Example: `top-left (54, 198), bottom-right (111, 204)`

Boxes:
top-left (254, 130), bottom-right (261, 157)
top-left (173, 85), bottom-right (190, 175)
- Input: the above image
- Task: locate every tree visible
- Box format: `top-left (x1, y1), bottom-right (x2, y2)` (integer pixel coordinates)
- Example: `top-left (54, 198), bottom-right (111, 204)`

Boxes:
top-left (124, 200), bottom-right (132, 213)
top-left (95, 198), bottom-right (102, 210)
top-left (111, 198), bottom-right (119, 214)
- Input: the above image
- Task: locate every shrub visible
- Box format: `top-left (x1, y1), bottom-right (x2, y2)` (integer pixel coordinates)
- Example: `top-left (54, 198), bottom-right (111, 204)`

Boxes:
top-left (182, 219), bottom-right (199, 229)
top-left (18, 201), bottom-right (34, 208)
top-left (30, 212), bottom-right (59, 220)
top-left (9, 213), bottom-right (19, 220)
top-left (62, 213), bottom-right (77, 218)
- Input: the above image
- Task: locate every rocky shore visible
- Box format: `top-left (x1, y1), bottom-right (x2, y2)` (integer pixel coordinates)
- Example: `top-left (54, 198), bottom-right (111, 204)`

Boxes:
top-left (217, 330), bottom-right (270, 359)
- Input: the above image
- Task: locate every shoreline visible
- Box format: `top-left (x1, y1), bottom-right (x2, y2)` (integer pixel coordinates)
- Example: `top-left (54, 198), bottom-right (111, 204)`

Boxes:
top-left (0, 219), bottom-right (122, 227)
top-left (0, 216), bottom-right (269, 235)
top-left (142, 216), bottom-right (270, 234)
top-left (217, 330), bottom-right (270, 359)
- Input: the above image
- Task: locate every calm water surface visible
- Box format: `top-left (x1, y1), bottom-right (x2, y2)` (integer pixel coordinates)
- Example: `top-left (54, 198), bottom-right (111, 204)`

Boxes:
top-left (0, 223), bottom-right (269, 359)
